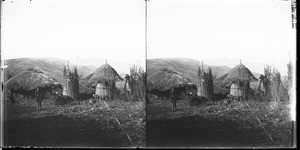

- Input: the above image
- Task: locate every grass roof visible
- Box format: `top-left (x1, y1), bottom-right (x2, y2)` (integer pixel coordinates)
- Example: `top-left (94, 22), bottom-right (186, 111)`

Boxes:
top-left (5, 68), bottom-right (57, 91)
top-left (223, 63), bottom-right (258, 84)
top-left (87, 63), bottom-right (123, 87)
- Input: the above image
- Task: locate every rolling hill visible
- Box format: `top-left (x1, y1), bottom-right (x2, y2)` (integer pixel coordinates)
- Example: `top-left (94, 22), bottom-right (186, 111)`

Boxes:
top-left (147, 58), bottom-right (260, 83)
top-left (3, 57), bottom-right (97, 83)
top-left (147, 58), bottom-right (229, 83)
top-left (68, 57), bottom-right (133, 75)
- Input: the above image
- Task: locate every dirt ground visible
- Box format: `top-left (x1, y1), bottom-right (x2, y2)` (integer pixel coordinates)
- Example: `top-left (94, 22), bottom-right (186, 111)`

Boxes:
top-left (146, 98), bottom-right (294, 148)
top-left (4, 97), bottom-right (145, 148)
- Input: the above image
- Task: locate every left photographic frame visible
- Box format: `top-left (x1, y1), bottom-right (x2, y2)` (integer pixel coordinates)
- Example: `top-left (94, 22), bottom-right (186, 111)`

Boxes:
top-left (1, 0), bottom-right (146, 148)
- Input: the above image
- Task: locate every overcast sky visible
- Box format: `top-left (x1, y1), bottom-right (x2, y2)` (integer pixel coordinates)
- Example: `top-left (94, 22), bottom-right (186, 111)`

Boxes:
top-left (1, 0), bottom-right (145, 66)
top-left (147, 0), bottom-right (296, 75)
top-left (1, 0), bottom-right (296, 75)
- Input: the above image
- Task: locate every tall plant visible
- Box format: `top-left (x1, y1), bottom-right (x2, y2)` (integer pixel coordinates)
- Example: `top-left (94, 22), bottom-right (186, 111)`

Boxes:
top-left (130, 64), bottom-right (146, 102)
top-left (197, 65), bottom-right (214, 100)
top-left (264, 65), bottom-right (285, 107)
top-left (69, 66), bottom-right (79, 99)
top-left (63, 65), bottom-right (79, 99)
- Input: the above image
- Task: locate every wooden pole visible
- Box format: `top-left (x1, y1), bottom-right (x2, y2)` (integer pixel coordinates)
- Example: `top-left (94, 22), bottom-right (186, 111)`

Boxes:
top-left (244, 101), bottom-right (274, 142)
top-left (103, 101), bottom-right (133, 145)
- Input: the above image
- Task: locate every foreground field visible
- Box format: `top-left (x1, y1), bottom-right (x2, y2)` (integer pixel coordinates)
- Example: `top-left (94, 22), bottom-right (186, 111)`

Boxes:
top-left (146, 98), bottom-right (293, 148)
top-left (4, 97), bottom-right (145, 148)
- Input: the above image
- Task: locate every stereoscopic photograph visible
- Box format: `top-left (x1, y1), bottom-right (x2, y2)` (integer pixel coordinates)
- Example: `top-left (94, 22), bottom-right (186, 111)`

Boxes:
top-left (0, 0), bottom-right (297, 149)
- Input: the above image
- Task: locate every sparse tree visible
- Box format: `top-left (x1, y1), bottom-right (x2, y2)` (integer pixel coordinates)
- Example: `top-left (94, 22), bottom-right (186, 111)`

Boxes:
top-left (197, 65), bottom-right (214, 100)
top-left (69, 66), bottom-right (79, 99)
top-left (264, 65), bottom-right (286, 107)
top-left (63, 65), bottom-right (79, 100)
top-left (206, 67), bottom-right (214, 100)
top-left (130, 64), bottom-right (146, 102)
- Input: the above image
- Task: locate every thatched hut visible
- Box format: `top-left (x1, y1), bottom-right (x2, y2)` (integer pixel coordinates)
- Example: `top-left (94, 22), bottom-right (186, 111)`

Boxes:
top-left (87, 63), bottom-right (123, 100)
top-left (222, 62), bottom-right (258, 99)
top-left (4, 68), bottom-right (60, 98)
top-left (147, 68), bottom-right (196, 99)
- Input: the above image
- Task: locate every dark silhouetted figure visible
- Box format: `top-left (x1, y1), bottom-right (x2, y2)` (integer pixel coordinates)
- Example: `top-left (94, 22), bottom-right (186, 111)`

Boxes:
top-left (35, 87), bottom-right (43, 111)
top-left (170, 88), bottom-right (177, 112)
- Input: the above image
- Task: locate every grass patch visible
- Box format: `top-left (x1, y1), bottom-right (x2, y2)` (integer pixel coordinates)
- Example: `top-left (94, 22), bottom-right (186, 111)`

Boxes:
top-left (147, 98), bottom-right (293, 147)
top-left (4, 97), bottom-right (145, 148)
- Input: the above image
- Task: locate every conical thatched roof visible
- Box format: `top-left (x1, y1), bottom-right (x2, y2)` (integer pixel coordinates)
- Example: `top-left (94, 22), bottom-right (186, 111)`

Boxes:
top-left (223, 63), bottom-right (258, 84)
top-left (214, 73), bottom-right (230, 94)
top-left (147, 68), bottom-right (194, 92)
top-left (79, 84), bottom-right (94, 95)
top-left (87, 63), bottom-right (123, 86)
top-left (5, 68), bottom-right (58, 91)
top-left (48, 77), bottom-right (61, 86)
top-left (79, 73), bottom-right (95, 94)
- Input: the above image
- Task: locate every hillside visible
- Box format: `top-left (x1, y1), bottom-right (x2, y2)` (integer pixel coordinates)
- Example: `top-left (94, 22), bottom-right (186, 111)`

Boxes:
top-left (147, 58), bottom-right (233, 84)
top-left (69, 57), bottom-right (132, 75)
top-left (147, 58), bottom-right (261, 83)
top-left (3, 57), bottom-right (97, 83)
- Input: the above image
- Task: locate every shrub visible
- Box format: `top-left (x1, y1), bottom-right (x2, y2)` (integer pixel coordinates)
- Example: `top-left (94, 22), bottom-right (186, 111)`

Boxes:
top-left (55, 95), bottom-right (73, 106)
top-left (63, 65), bottom-right (79, 99)
top-left (129, 64), bottom-right (146, 102)
top-left (188, 94), bottom-right (208, 106)
top-left (263, 64), bottom-right (291, 106)
top-left (197, 65), bottom-right (214, 100)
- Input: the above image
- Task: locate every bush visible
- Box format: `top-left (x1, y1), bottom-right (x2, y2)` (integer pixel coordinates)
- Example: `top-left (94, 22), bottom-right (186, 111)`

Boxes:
top-left (264, 64), bottom-right (291, 105)
top-left (55, 95), bottom-right (73, 106)
top-left (129, 64), bottom-right (146, 102)
top-left (188, 95), bottom-right (208, 106)
top-left (197, 66), bottom-right (214, 100)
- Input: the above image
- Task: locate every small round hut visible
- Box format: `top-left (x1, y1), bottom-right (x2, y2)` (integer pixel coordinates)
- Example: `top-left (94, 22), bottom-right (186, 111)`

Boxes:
top-left (87, 62), bottom-right (123, 100)
top-left (147, 68), bottom-right (196, 99)
top-left (4, 68), bottom-right (61, 99)
top-left (222, 62), bottom-right (258, 99)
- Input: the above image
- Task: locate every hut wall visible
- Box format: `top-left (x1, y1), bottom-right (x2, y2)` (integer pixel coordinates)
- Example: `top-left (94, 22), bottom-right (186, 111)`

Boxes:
top-left (230, 83), bottom-right (245, 97)
top-left (115, 80), bottom-right (125, 91)
top-left (95, 83), bottom-right (109, 97)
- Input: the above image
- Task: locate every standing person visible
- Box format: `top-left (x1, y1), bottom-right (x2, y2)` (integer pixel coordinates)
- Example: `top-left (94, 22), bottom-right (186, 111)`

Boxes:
top-left (124, 74), bottom-right (132, 101)
top-left (35, 87), bottom-right (42, 111)
top-left (170, 87), bottom-right (177, 112)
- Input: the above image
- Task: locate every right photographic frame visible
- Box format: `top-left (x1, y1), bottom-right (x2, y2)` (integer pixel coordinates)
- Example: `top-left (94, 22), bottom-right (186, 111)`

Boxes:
top-left (145, 0), bottom-right (297, 148)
